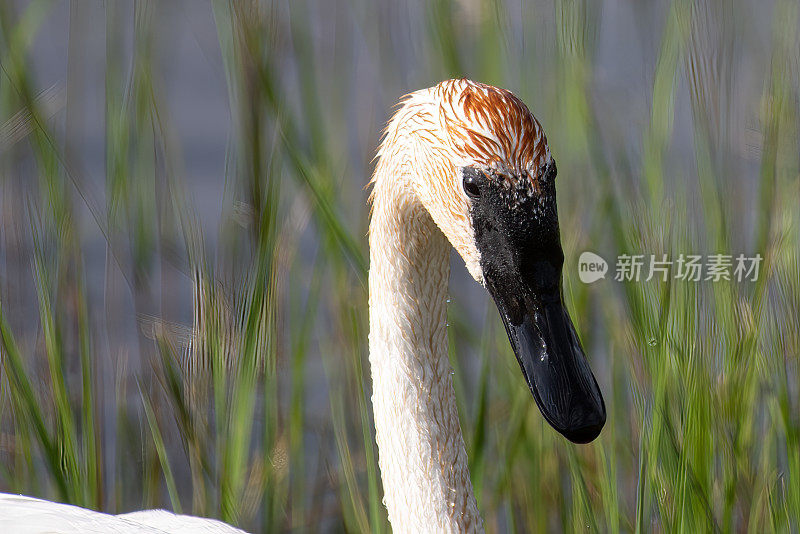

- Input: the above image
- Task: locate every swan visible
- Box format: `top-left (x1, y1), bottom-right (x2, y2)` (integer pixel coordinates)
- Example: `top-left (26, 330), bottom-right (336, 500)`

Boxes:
top-left (367, 78), bottom-right (606, 532)
top-left (0, 78), bottom-right (604, 533)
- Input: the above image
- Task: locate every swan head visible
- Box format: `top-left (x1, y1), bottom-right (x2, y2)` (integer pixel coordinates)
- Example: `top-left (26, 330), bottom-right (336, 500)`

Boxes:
top-left (388, 79), bottom-right (606, 443)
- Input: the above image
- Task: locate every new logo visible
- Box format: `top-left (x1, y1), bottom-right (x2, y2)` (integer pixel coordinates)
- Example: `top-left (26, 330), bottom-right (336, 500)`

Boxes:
top-left (578, 252), bottom-right (608, 284)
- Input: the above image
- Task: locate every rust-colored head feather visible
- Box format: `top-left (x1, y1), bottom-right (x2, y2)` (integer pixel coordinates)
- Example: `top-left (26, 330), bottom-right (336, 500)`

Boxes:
top-left (435, 79), bottom-right (550, 179)
top-left (372, 79), bottom-right (551, 190)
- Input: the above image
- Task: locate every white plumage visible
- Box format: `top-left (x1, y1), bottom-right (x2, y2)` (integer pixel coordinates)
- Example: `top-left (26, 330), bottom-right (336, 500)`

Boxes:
top-left (0, 494), bottom-right (247, 534)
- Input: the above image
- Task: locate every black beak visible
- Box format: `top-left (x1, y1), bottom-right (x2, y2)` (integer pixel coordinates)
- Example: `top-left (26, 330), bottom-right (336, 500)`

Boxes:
top-left (493, 290), bottom-right (606, 444)
top-left (464, 160), bottom-right (605, 443)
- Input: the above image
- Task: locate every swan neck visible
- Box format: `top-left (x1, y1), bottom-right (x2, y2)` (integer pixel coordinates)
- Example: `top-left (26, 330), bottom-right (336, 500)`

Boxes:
top-left (368, 182), bottom-right (482, 533)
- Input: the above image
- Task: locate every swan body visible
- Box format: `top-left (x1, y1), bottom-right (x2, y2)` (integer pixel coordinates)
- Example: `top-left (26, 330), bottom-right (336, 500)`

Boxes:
top-left (368, 79), bottom-right (606, 532)
top-left (0, 494), bottom-right (247, 533)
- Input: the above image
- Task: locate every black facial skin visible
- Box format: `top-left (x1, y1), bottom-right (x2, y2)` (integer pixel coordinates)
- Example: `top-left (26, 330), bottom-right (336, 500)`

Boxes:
top-left (463, 163), bottom-right (606, 443)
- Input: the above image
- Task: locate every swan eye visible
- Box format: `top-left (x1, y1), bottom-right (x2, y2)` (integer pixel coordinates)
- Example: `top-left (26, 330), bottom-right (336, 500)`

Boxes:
top-left (462, 168), bottom-right (483, 199)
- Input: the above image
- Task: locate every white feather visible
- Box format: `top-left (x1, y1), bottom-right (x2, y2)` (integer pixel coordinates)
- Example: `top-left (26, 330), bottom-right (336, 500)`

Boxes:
top-left (0, 494), bottom-right (248, 534)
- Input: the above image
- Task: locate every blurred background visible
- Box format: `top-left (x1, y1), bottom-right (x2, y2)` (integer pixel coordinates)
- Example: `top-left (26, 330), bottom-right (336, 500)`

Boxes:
top-left (0, 0), bottom-right (798, 532)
